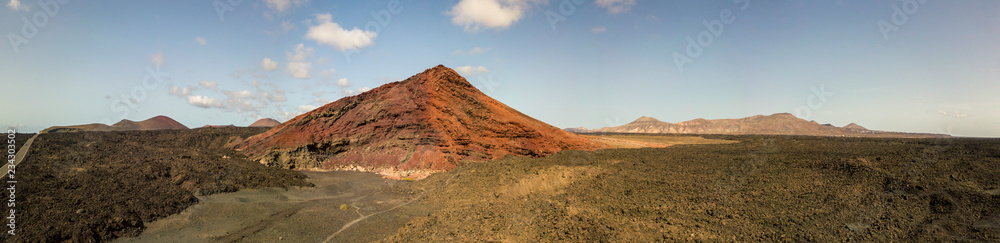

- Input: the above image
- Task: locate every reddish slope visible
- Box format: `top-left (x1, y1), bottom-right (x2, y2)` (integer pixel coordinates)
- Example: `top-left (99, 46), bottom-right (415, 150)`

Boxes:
top-left (248, 118), bottom-right (281, 127)
top-left (238, 65), bottom-right (605, 178)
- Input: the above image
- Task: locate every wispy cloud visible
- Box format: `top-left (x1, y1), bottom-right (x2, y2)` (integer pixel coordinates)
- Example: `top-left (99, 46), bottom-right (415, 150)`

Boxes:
top-left (595, 0), bottom-right (636, 14)
top-left (285, 44), bottom-right (314, 79)
top-left (150, 51), bottom-right (165, 66)
top-left (455, 65), bottom-right (490, 76)
top-left (6, 0), bottom-right (28, 11)
top-left (935, 110), bottom-right (969, 119)
top-left (199, 81), bottom-right (218, 91)
top-left (264, 0), bottom-right (307, 13)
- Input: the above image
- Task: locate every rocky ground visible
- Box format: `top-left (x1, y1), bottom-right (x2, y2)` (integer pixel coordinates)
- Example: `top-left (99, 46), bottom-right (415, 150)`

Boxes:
top-left (382, 134), bottom-right (1000, 241)
top-left (0, 128), bottom-right (311, 242)
top-left (3, 131), bottom-right (998, 242)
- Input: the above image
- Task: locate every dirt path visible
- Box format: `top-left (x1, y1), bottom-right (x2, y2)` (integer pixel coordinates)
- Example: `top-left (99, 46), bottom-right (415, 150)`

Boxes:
top-left (214, 196), bottom-right (349, 242)
top-left (323, 169), bottom-right (461, 242)
top-left (4, 133), bottom-right (37, 176)
top-left (117, 170), bottom-right (432, 242)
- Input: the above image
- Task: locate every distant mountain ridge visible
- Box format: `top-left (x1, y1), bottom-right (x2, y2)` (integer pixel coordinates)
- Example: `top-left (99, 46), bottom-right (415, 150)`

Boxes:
top-left (41, 115), bottom-right (189, 133)
top-left (572, 113), bottom-right (947, 138)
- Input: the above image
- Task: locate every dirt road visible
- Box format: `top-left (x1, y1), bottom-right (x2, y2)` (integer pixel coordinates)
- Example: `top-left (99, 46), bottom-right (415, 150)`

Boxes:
top-left (119, 170), bottom-right (448, 242)
top-left (3, 133), bottom-right (37, 176)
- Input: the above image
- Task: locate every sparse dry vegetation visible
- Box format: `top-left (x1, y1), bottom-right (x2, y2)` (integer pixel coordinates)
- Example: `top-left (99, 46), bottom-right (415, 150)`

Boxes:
top-left (384, 135), bottom-right (1000, 242)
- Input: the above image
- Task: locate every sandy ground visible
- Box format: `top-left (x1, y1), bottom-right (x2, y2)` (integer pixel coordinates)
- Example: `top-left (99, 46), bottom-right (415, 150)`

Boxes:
top-left (115, 135), bottom-right (733, 242)
top-left (117, 171), bottom-right (446, 242)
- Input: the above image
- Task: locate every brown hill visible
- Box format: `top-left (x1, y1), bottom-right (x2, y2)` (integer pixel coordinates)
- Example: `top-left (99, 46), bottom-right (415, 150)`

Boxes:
top-left (42, 115), bottom-right (189, 133)
top-left (563, 127), bottom-right (590, 133)
top-left (111, 115), bottom-right (189, 131)
top-left (200, 124), bottom-right (236, 128)
top-left (238, 65), bottom-right (606, 179)
top-left (590, 113), bottom-right (946, 138)
top-left (248, 118), bottom-right (281, 127)
top-left (843, 123), bottom-right (868, 131)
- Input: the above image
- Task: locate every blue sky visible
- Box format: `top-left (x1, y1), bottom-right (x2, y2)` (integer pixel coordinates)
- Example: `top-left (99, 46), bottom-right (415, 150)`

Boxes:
top-left (1, 0), bottom-right (998, 137)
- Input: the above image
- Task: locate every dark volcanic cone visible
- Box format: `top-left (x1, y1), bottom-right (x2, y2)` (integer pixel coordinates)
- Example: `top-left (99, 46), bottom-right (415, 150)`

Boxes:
top-left (238, 65), bottom-right (605, 179)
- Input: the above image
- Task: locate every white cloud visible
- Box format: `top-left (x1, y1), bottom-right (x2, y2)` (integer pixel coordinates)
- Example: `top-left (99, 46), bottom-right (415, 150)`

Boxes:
top-left (336, 78), bottom-right (350, 87)
top-left (452, 47), bottom-right (491, 56)
top-left (306, 13), bottom-right (377, 51)
top-left (935, 110), bottom-right (970, 119)
top-left (265, 0), bottom-right (307, 13)
top-left (286, 62), bottom-right (312, 79)
top-left (7, 0), bottom-right (28, 11)
top-left (298, 104), bottom-right (318, 113)
top-left (198, 81), bottom-right (218, 90)
top-left (339, 86), bottom-right (371, 96)
top-left (168, 86), bottom-right (193, 96)
top-left (287, 43), bottom-right (313, 61)
top-left (455, 65), bottom-right (490, 76)
top-left (188, 95), bottom-right (223, 108)
top-left (285, 44), bottom-right (314, 79)
top-left (319, 68), bottom-right (337, 78)
top-left (151, 52), bottom-right (165, 66)
top-left (448, 0), bottom-right (538, 33)
top-left (596, 0), bottom-right (636, 14)
top-left (261, 58), bottom-right (279, 71)
top-left (280, 20), bottom-right (295, 33)
top-left (225, 97), bottom-right (257, 113)
top-left (195, 36), bottom-right (207, 46)
top-left (224, 90), bottom-right (254, 98)
top-left (591, 26), bottom-right (607, 33)
top-left (272, 90), bottom-right (288, 102)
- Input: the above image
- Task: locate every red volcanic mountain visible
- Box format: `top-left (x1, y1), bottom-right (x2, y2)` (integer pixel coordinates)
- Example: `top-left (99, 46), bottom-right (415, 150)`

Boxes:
top-left (248, 118), bottom-right (281, 127)
top-left (238, 65), bottom-right (606, 178)
top-left (42, 115), bottom-right (189, 133)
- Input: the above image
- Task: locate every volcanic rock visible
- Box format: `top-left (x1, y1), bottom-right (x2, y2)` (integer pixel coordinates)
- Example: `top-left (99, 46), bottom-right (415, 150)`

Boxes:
top-left (238, 65), bottom-right (606, 179)
top-left (249, 118), bottom-right (281, 127)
